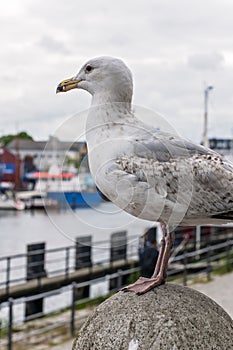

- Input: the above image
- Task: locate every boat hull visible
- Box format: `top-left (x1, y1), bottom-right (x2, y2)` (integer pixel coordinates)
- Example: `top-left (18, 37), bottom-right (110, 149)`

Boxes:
top-left (47, 191), bottom-right (102, 209)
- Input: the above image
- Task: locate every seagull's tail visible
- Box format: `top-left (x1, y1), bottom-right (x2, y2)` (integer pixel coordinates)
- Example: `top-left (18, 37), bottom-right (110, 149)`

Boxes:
top-left (212, 210), bottom-right (233, 222)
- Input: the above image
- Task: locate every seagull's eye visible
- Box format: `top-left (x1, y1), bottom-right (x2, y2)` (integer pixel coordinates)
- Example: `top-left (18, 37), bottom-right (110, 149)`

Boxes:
top-left (85, 65), bottom-right (93, 73)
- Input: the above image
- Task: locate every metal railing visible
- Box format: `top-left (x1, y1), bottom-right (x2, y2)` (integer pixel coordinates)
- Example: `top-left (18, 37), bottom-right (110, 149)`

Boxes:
top-left (1, 226), bottom-right (232, 295)
top-left (0, 234), bottom-right (139, 294)
top-left (0, 267), bottom-right (140, 350)
top-left (0, 237), bottom-right (233, 350)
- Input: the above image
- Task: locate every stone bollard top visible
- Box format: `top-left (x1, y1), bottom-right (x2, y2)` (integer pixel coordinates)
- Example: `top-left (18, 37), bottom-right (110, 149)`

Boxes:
top-left (73, 283), bottom-right (233, 350)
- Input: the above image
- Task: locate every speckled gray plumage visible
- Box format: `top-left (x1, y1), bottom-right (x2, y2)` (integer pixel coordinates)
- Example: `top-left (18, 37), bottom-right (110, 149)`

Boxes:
top-left (114, 149), bottom-right (233, 225)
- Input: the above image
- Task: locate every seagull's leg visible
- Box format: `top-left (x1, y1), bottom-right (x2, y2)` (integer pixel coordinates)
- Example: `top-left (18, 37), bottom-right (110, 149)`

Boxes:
top-left (122, 225), bottom-right (174, 294)
top-left (151, 223), bottom-right (166, 277)
top-left (155, 229), bottom-right (175, 281)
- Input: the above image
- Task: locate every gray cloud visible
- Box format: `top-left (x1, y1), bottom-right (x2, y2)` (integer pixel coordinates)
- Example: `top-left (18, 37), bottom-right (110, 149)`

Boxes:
top-left (0, 0), bottom-right (233, 142)
top-left (187, 52), bottom-right (225, 71)
top-left (36, 35), bottom-right (70, 54)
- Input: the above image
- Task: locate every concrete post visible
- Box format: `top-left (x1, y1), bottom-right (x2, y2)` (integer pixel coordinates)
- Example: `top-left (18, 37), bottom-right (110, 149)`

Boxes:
top-left (73, 283), bottom-right (233, 350)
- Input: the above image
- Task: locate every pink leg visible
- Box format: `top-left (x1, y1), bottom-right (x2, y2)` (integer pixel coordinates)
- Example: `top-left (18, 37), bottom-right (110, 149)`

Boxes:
top-left (152, 223), bottom-right (166, 277)
top-left (122, 224), bottom-right (174, 295)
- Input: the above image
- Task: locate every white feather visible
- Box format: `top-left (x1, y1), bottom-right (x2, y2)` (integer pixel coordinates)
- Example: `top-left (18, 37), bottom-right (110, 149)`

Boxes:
top-left (128, 339), bottom-right (139, 350)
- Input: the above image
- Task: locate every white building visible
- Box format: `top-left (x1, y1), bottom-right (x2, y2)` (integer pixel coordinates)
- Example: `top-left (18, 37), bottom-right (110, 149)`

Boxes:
top-left (7, 136), bottom-right (88, 172)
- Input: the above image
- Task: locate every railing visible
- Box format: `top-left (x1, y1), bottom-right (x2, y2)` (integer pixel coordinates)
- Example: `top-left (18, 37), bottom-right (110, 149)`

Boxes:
top-left (169, 239), bottom-right (233, 284)
top-left (0, 268), bottom-right (139, 350)
top-left (1, 226), bottom-right (232, 295)
top-left (0, 234), bottom-right (139, 294)
top-left (0, 238), bottom-right (233, 350)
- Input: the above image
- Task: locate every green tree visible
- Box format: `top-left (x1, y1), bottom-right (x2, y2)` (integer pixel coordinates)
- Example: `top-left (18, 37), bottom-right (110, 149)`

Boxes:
top-left (0, 131), bottom-right (33, 146)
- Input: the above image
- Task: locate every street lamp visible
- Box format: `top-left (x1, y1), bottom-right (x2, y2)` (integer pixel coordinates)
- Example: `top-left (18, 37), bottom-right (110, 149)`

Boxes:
top-left (202, 85), bottom-right (214, 148)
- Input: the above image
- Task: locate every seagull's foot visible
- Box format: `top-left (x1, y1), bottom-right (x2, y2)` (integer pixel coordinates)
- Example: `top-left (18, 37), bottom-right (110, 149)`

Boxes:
top-left (121, 276), bottom-right (165, 295)
top-left (121, 225), bottom-right (173, 294)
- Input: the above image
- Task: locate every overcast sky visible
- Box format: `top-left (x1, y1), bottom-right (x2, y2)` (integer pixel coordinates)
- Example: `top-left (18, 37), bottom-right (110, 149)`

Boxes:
top-left (1, 0), bottom-right (233, 143)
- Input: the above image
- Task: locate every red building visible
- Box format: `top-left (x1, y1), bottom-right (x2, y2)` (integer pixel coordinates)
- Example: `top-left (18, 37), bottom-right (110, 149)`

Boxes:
top-left (0, 146), bottom-right (21, 189)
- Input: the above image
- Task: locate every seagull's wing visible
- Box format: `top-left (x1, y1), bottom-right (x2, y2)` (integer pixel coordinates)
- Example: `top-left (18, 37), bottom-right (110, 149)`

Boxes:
top-left (94, 152), bottom-right (173, 221)
top-left (94, 121), bottom-right (233, 222)
top-left (130, 126), bottom-right (219, 162)
top-left (99, 130), bottom-right (233, 223)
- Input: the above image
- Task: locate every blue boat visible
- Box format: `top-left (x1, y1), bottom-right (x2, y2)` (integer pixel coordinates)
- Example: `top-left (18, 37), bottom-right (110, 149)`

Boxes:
top-left (47, 190), bottom-right (102, 209)
top-left (25, 171), bottom-right (102, 209)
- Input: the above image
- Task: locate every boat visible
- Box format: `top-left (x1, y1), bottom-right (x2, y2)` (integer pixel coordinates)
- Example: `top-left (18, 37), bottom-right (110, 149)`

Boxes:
top-left (16, 191), bottom-right (58, 209)
top-left (0, 188), bottom-right (25, 211)
top-left (24, 171), bottom-right (102, 209)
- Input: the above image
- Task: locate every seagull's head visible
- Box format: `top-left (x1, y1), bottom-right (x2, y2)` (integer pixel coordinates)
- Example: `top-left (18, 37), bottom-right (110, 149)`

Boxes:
top-left (56, 56), bottom-right (133, 103)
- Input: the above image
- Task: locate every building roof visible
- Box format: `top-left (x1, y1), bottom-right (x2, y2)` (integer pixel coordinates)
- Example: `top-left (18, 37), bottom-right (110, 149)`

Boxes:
top-left (7, 137), bottom-right (86, 152)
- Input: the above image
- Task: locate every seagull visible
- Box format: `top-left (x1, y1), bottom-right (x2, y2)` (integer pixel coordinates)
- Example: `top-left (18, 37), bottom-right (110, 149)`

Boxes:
top-left (57, 56), bottom-right (233, 294)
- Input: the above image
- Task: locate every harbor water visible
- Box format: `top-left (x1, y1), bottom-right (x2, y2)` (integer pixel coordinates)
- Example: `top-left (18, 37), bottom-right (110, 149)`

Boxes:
top-left (0, 202), bottom-right (160, 256)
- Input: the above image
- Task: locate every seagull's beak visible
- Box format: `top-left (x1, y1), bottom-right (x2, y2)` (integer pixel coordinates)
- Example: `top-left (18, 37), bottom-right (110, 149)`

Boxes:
top-left (56, 77), bottom-right (81, 94)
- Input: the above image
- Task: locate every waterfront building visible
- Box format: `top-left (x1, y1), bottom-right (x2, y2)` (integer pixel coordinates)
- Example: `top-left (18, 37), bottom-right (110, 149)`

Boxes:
top-left (7, 136), bottom-right (88, 172)
top-left (209, 137), bottom-right (233, 162)
top-left (0, 146), bottom-right (21, 189)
